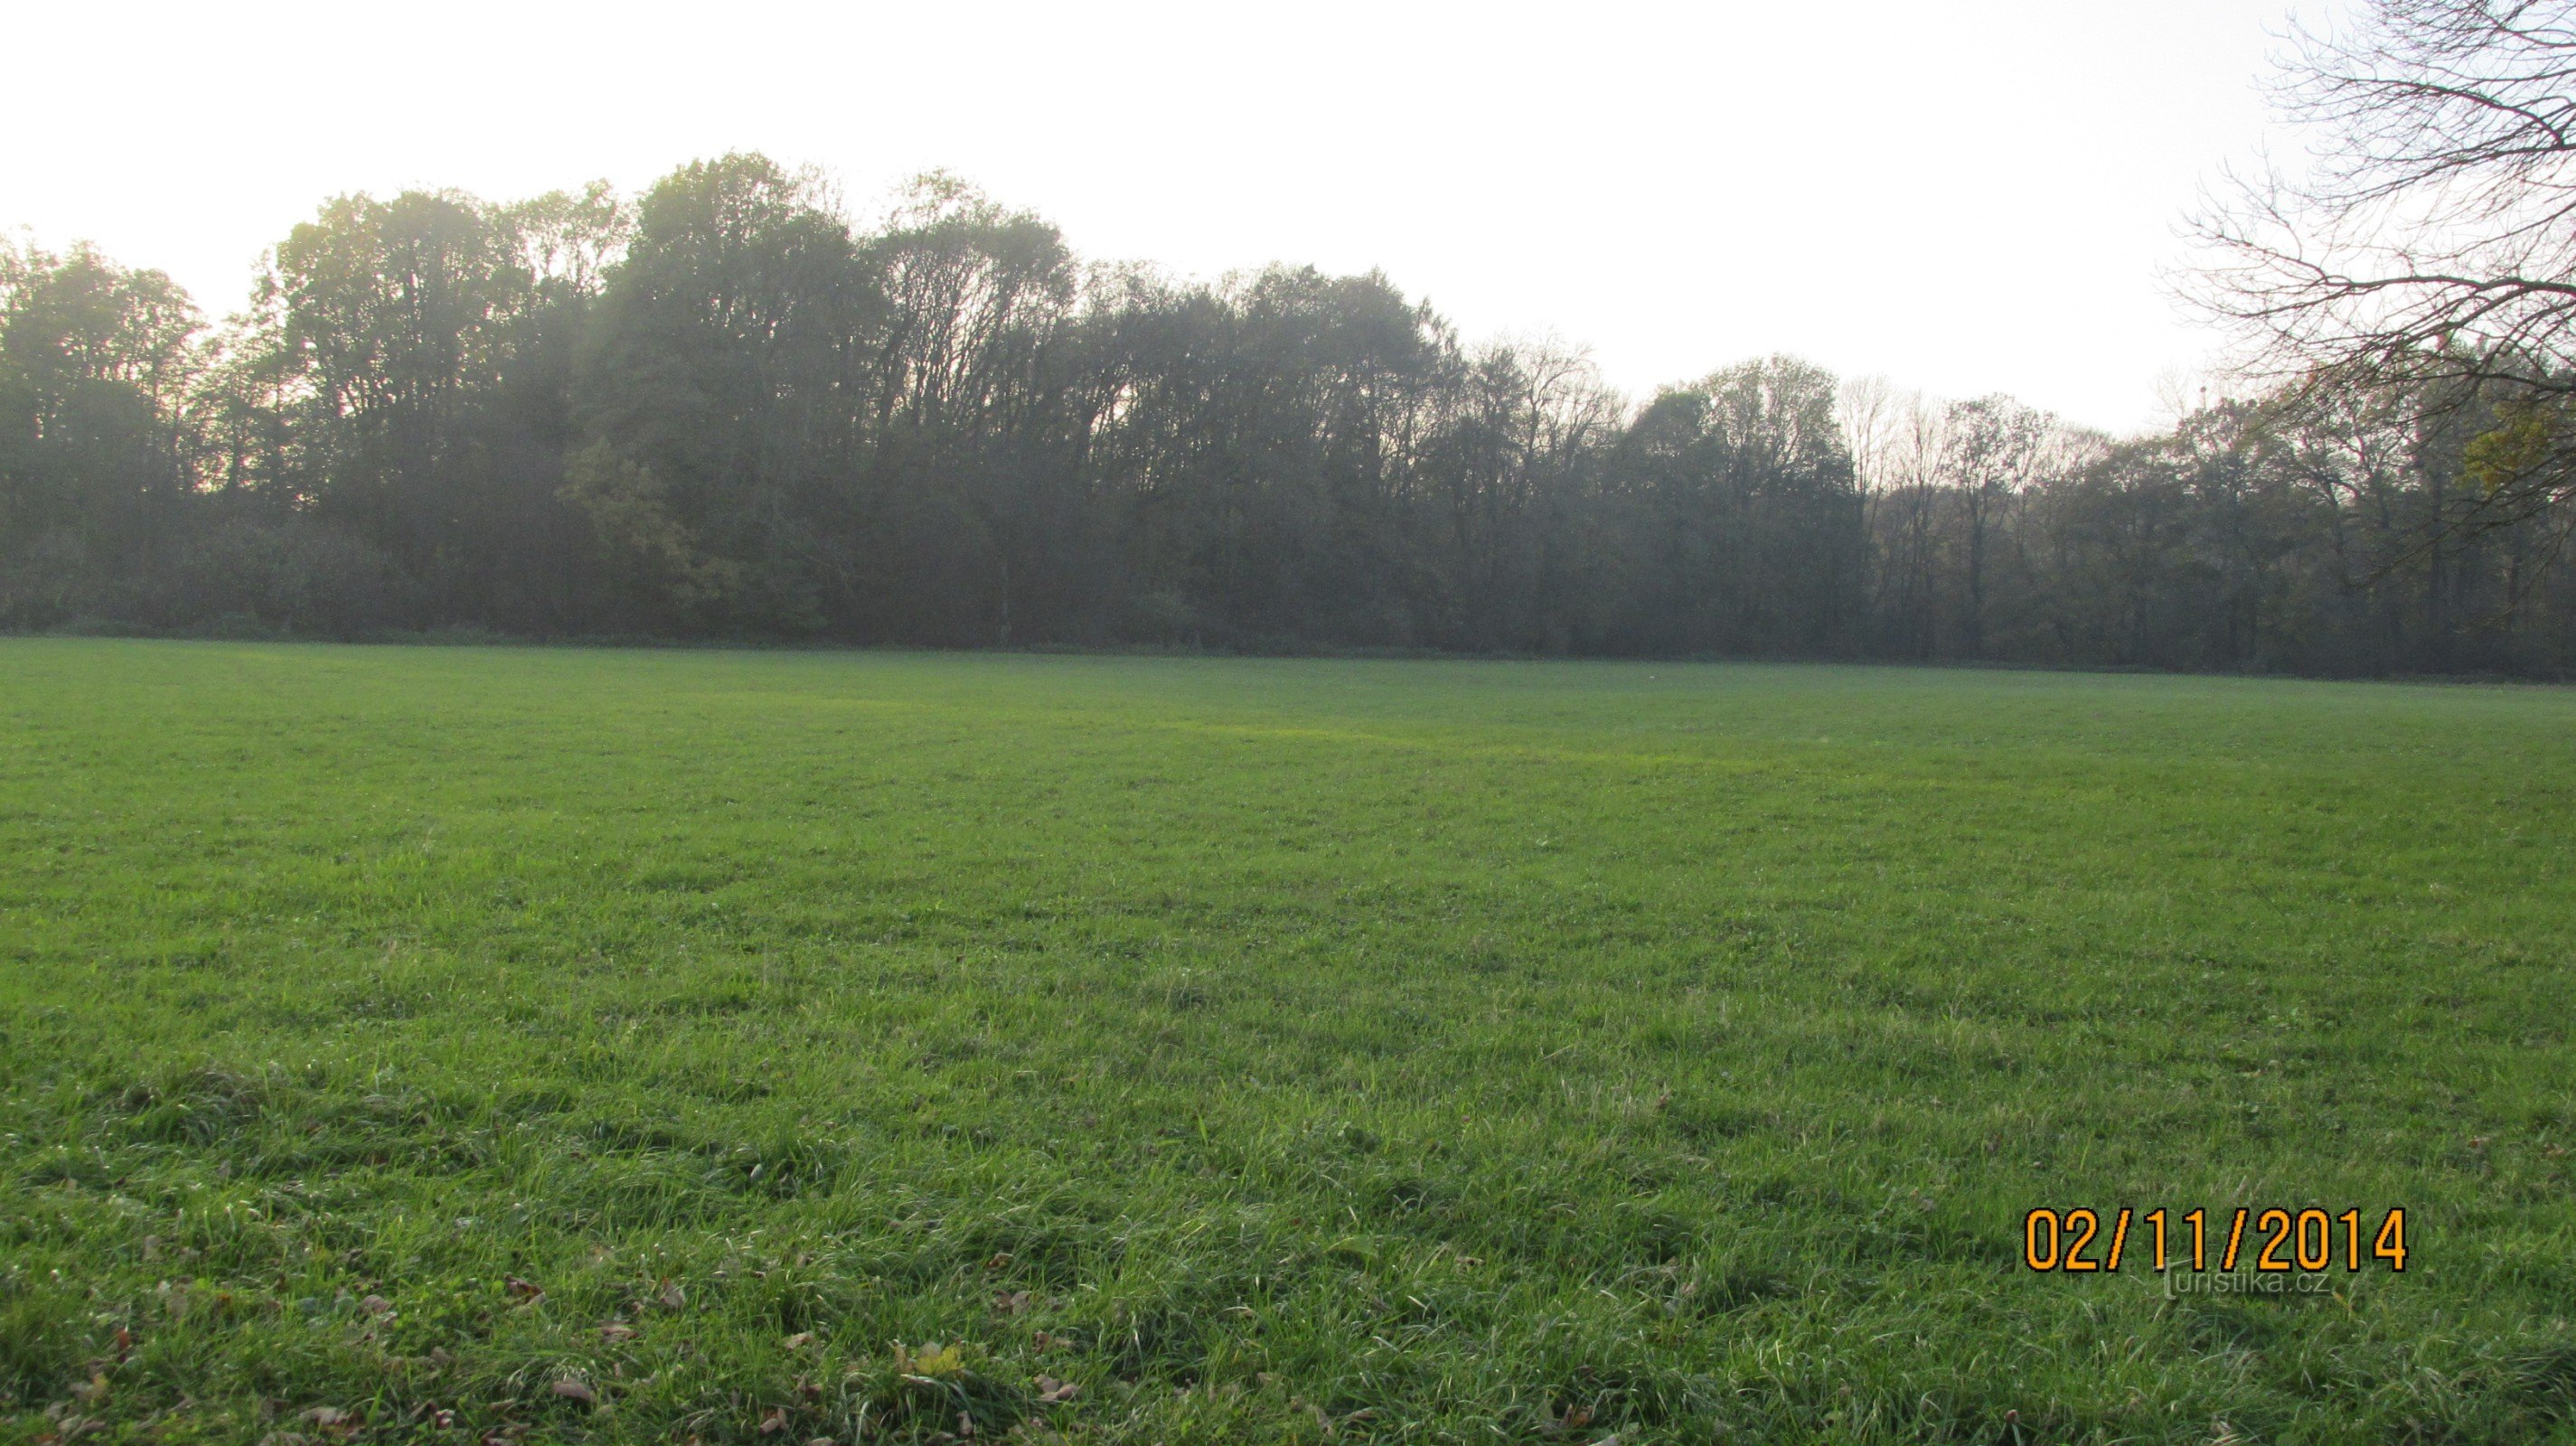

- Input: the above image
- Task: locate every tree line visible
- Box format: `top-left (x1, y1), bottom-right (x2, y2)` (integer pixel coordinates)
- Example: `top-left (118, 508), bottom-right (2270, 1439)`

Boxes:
top-left (5, 152), bottom-right (2573, 674)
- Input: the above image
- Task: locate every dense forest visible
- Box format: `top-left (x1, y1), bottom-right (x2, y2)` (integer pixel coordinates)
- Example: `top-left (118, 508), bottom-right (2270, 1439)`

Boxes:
top-left (5, 154), bottom-right (2573, 675)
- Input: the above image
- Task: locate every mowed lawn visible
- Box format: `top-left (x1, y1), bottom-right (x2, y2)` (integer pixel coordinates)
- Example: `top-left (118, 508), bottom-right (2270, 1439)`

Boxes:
top-left (4, 641), bottom-right (2574, 1446)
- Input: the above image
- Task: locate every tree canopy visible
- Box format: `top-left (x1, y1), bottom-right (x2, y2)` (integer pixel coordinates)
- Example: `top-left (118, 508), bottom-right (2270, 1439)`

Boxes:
top-left (5, 132), bottom-right (2576, 674)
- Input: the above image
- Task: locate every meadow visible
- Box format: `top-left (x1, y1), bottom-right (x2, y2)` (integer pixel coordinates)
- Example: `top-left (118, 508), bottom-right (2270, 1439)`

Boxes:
top-left (2, 638), bottom-right (2572, 1445)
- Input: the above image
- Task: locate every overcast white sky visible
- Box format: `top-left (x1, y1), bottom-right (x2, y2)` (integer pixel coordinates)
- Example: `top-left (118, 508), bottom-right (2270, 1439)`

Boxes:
top-left (4, 0), bottom-right (2331, 434)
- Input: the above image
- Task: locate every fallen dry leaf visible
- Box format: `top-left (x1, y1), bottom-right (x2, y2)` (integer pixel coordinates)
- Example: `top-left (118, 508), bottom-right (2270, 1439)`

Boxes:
top-left (504, 1277), bottom-right (544, 1301)
top-left (550, 1379), bottom-right (597, 1404)
top-left (599, 1321), bottom-right (638, 1341)
top-left (658, 1281), bottom-right (687, 1310)
top-left (902, 1341), bottom-right (966, 1378)
top-left (993, 1291), bottom-right (1032, 1316)
top-left (1033, 1376), bottom-right (1079, 1404)
top-left (784, 1331), bottom-right (814, 1349)
top-left (299, 1406), bottom-right (362, 1441)
top-left (759, 1406), bottom-right (790, 1435)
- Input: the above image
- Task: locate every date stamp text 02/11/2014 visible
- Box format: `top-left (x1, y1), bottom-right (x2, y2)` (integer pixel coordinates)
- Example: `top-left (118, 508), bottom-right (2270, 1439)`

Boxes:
top-left (2023, 1207), bottom-right (2409, 1274)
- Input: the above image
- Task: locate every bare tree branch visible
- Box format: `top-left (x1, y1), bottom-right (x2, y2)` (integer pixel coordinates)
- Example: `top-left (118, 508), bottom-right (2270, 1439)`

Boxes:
top-left (2189, 0), bottom-right (2576, 529)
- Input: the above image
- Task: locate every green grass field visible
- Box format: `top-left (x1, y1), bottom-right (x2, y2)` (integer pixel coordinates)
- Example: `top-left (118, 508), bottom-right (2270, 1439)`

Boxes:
top-left (5, 640), bottom-right (2574, 1445)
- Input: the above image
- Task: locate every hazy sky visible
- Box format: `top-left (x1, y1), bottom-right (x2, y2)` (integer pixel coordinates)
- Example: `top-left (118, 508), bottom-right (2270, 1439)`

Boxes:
top-left (5, 0), bottom-right (2330, 433)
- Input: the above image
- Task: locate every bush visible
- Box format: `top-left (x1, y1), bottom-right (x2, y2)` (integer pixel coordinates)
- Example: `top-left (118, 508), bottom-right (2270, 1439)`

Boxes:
top-left (136, 516), bottom-right (421, 635)
top-left (0, 531), bottom-right (103, 630)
